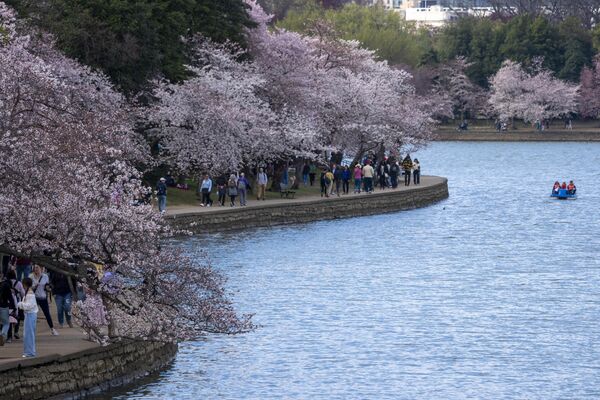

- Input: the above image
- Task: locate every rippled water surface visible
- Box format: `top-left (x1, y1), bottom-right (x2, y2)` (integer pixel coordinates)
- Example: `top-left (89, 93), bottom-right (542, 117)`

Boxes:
top-left (112, 142), bottom-right (600, 399)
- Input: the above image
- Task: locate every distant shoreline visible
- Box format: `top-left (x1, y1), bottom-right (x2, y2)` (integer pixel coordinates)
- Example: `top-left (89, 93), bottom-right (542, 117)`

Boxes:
top-left (433, 131), bottom-right (600, 142)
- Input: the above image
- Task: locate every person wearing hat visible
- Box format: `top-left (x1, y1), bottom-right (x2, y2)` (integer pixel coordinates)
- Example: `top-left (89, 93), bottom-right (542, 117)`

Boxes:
top-left (157, 177), bottom-right (167, 214)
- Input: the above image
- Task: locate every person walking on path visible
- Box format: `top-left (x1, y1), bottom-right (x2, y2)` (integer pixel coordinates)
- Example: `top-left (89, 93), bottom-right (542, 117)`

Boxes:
top-left (256, 168), bottom-right (268, 201)
top-left (15, 257), bottom-right (31, 282)
top-left (378, 161), bottom-right (388, 190)
top-left (7, 269), bottom-right (24, 342)
top-left (402, 155), bottom-right (413, 187)
top-left (334, 166), bottom-right (343, 197)
top-left (156, 177), bottom-right (167, 214)
top-left (17, 277), bottom-right (37, 358)
top-left (302, 163), bottom-right (310, 186)
top-left (216, 174), bottom-right (227, 206)
top-left (237, 173), bottom-right (250, 206)
top-left (390, 161), bottom-right (399, 189)
top-left (342, 166), bottom-right (351, 195)
top-left (0, 275), bottom-right (16, 346)
top-left (353, 164), bottom-right (362, 193)
top-left (50, 271), bottom-right (73, 328)
top-left (362, 161), bottom-right (374, 193)
top-left (412, 158), bottom-right (421, 185)
top-left (320, 170), bottom-right (327, 197)
top-left (227, 174), bottom-right (238, 206)
top-left (199, 174), bottom-right (213, 207)
top-left (30, 265), bottom-right (58, 336)
top-left (325, 169), bottom-right (335, 197)
top-left (309, 163), bottom-right (317, 186)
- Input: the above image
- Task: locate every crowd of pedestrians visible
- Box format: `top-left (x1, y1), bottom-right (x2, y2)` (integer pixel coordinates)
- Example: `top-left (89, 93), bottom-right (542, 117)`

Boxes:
top-left (1, 256), bottom-right (80, 358)
top-left (318, 155), bottom-right (421, 197)
top-left (156, 156), bottom-right (423, 212)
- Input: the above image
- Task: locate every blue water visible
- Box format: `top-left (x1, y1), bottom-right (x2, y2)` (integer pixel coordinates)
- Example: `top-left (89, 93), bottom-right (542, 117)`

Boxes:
top-left (111, 142), bottom-right (600, 399)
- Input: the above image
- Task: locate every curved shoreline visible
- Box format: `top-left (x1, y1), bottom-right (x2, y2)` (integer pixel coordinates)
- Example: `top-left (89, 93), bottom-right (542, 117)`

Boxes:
top-left (0, 177), bottom-right (447, 399)
top-left (168, 176), bottom-right (449, 234)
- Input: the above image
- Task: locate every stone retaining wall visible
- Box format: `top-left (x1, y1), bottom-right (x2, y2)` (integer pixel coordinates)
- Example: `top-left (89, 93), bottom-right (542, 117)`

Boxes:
top-left (169, 178), bottom-right (449, 234)
top-left (0, 340), bottom-right (177, 400)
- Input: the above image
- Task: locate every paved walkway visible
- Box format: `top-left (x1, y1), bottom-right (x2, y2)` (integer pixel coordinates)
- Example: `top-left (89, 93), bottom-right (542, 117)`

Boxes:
top-left (168, 175), bottom-right (444, 216)
top-left (0, 301), bottom-right (98, 366)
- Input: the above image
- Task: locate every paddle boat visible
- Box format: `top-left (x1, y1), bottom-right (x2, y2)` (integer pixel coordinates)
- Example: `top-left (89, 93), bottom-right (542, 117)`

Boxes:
top-left (551, 188), bottom-right (577, 200)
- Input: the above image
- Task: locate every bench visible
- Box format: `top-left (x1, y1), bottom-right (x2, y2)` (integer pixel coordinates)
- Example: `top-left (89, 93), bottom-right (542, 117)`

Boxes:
top-left (279, 183), bottom-right (296, 199)
top-left (280, 190), bottom-right (296, 199)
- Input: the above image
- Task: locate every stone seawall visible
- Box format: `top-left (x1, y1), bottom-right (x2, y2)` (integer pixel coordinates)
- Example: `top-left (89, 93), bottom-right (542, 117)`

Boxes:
top-left (169, 177), bottom-right (449, 234)
top-left (0, 340), bottom-right (177, 400)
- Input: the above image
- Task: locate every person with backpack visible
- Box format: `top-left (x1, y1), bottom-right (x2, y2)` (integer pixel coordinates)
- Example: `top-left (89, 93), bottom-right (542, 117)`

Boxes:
top-left (0, 275), bottom-right (16, 346)
top-left (324, 169), bottom-right (334, 197)
top-left (17, 277), bottom-right (37, 357)
top-left (30, 265), bottom-right (58, 336)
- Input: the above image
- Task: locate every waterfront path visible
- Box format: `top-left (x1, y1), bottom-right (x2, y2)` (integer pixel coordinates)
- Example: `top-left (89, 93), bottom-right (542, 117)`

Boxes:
top-left (0, 302), bottom-right (98, 367)
top-left (168, 175), bottom-right (445, 216)
top-left (167, 176), bottom-right (448, 234)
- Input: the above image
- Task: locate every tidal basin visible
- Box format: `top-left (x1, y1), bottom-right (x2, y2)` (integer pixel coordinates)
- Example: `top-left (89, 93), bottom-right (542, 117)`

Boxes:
top-left (110, 142), bottom-right (600, 400)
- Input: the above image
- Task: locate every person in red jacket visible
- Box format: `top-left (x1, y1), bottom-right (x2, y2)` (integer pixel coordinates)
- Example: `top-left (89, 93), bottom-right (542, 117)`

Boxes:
top-left (561, 182), bottom-right (567, 190)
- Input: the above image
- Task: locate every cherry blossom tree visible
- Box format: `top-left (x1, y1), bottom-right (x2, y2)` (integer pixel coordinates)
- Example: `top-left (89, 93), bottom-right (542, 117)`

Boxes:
top-left (488, 60), bottom-right (579, 125)
top-left (244, 0), bottom-right (434, 160)
top-left (579, 56), bottom-right (600, 119)
top-left (433, 57), bottom-right (486, 121)
top-left (0, 2), bottom-right (251, 344)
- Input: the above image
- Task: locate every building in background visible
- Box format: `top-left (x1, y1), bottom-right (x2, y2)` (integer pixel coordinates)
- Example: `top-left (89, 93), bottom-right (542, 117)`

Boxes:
top-left (375, 0), bottom-right (493, 27)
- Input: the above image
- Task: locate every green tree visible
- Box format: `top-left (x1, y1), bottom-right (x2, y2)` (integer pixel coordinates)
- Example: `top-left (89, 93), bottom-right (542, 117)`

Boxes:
top-left (6, 0), bottom-right (255, 93)
top-left (279, 2), bottom-right (434, 68)
top-left (558, 17), bottom-right (594, 81)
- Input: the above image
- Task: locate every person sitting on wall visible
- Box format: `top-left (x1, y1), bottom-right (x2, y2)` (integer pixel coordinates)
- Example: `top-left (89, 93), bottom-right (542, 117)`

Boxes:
top-left (567, 181), bottom-right (576, 195)
top-left (552, 181), bottom-right (560, 194)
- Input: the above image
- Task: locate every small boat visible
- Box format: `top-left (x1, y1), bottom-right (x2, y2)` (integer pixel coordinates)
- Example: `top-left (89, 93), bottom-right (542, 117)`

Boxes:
top-left (551, 189), bottom-right (577, 200)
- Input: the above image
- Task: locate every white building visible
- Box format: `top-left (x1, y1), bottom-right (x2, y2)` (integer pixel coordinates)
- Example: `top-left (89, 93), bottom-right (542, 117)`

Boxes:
top-left (374, 0), bottom-right (493, 28)
top-left (405, 5), bottom-right (494, 28)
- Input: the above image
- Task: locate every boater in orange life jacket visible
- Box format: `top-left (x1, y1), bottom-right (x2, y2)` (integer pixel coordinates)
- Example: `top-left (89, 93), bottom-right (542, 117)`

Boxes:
top-left (552, 181), bottom-right (560, 194)
top-left (567, 181), bottom-right (576, 194)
